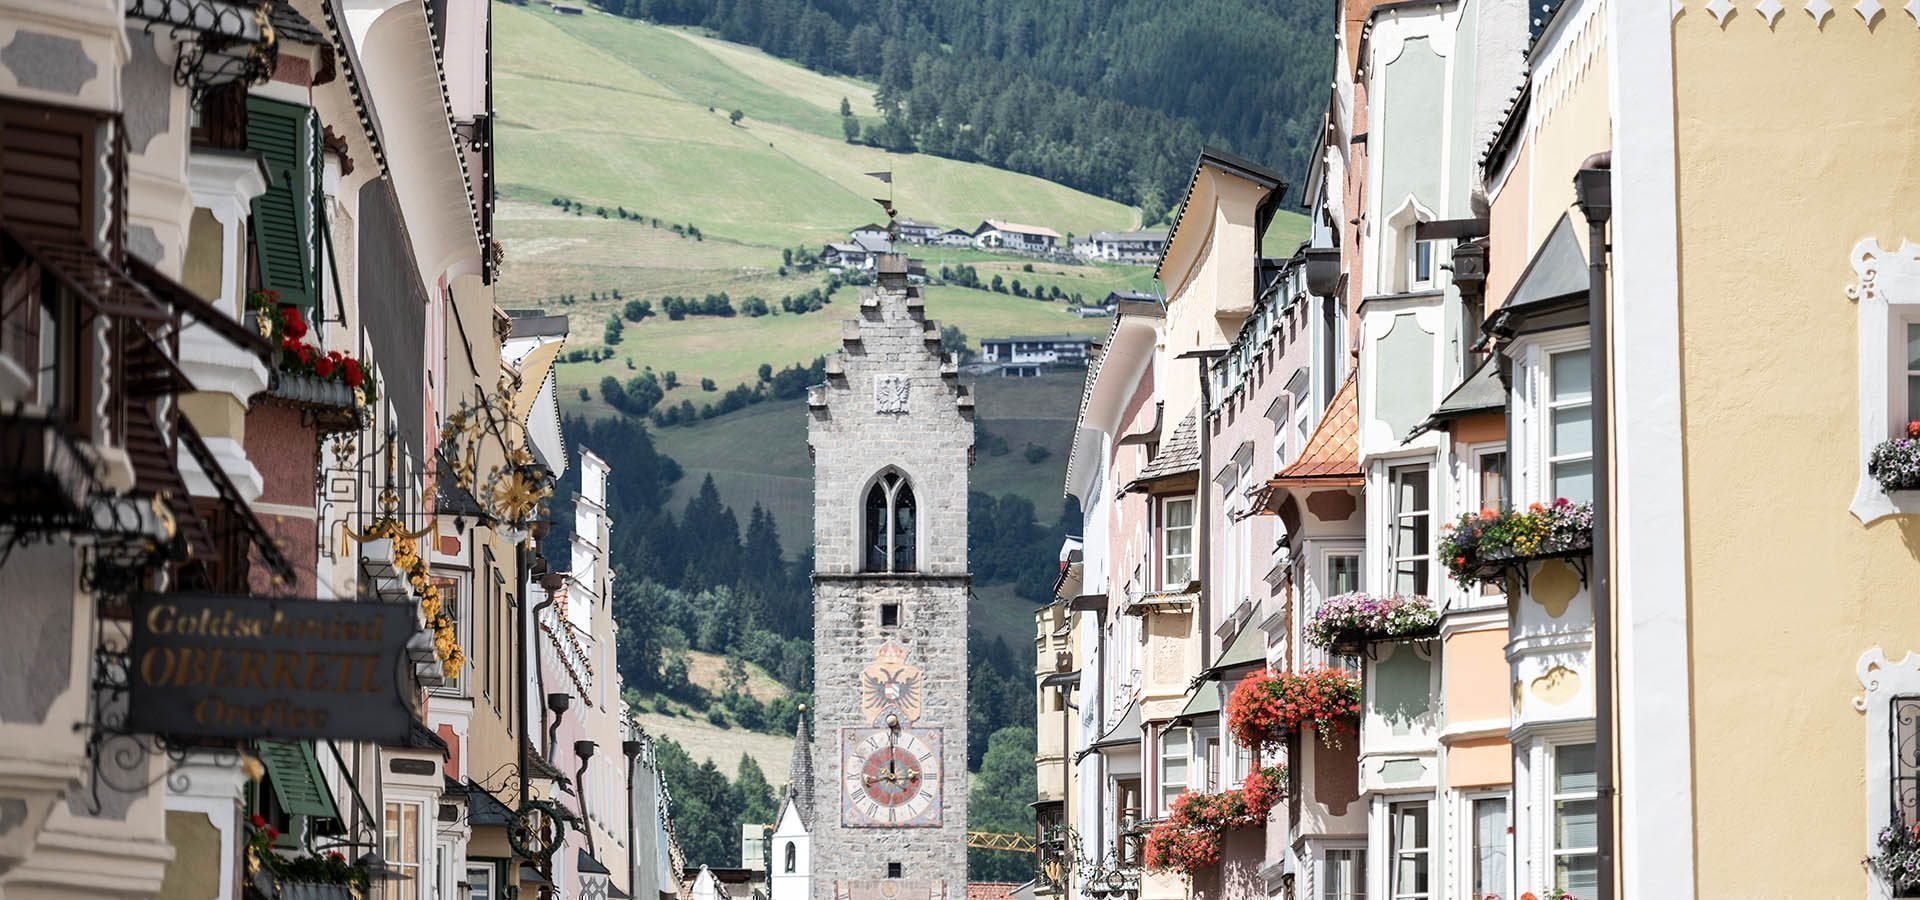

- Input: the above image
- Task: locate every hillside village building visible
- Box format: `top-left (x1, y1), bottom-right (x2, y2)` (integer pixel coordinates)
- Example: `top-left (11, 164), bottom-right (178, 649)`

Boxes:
top-left (973, 220), bottom-right (1063, 254)
top-left (978, 336), bottom-right (1097, 377)
top-left (1076, 232), bottom-right (1170, 265)
top-left (1031, 4), bottom-right (1920, 900)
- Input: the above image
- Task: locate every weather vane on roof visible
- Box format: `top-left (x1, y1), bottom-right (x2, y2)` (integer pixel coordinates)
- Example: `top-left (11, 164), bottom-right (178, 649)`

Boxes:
top-left (867, 170), bottom-right (898, 242)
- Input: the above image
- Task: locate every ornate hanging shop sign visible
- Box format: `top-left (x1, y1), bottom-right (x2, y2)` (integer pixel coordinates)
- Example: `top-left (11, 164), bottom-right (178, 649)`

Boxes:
top-left (128, 592), bottom-right (418, 743)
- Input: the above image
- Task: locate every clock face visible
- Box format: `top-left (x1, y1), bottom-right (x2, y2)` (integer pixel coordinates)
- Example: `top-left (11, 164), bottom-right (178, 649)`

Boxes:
top-left (841, 727), bottom-right (942, 828)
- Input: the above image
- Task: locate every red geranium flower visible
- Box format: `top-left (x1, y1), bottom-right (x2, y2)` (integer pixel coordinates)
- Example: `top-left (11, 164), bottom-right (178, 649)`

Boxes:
top-left (279, 305), bottom-right (308, 340)
top-left (250, 813), bottom-right (266, 828)
top-left (343, 357), bottom-right (363, 387)
top-left (316, 356), bottom-right (336, 378)
top-left (1907, 420), bottom-right (1920, 439)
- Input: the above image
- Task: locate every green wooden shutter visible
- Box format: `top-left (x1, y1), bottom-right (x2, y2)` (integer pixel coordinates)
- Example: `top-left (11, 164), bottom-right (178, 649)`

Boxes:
top-left (256, 740), bottom-right (338, 819)
top-left (246, 96), bottom-right (319, 309)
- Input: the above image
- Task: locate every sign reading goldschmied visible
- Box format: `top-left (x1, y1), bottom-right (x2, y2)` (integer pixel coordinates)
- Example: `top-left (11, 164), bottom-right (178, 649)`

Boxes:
top-left (129, 593), bottom-right (417, 743)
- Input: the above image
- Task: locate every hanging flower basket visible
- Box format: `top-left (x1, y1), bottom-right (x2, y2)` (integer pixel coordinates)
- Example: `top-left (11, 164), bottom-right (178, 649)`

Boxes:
top-left (1305, 593), bottom-right (1437, 651)
top-left (1869, 422), bottom-right (1920, 493)
top-left (1227, 668), bottom-right (1361, 751)
top-left (1141, 766), bottom-right (1285, 877)
top-left (1439, 499), bottom-right (1594, 589)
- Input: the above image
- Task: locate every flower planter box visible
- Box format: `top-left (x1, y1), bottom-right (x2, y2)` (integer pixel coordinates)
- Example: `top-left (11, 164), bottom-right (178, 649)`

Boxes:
top-left (1442, 501), bottom-right (1594, 589)
top-left (1307, 593), bottom-right (1438, 651)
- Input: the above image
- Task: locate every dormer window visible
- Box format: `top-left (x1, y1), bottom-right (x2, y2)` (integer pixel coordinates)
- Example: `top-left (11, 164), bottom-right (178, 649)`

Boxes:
top-left (864, 471), bottom-right (917, 572)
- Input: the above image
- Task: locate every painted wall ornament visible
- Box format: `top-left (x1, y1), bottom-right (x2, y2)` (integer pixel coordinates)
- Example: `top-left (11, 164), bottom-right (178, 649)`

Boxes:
top-left (860, 641), bottom-right (923, 724)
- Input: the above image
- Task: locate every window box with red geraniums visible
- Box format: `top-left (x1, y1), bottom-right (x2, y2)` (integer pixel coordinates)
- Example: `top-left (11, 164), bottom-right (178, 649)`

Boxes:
top-left (1438, 499), bottom-right (1594, 589)
top-left (246, 290), bottom-right (377, 405)
top-left (243, 814), bottom-right (369, 893)
top-left (1142, 766), bottom-right (1285, 877)
top-left (1227, 668), bottom-right (1361, 751)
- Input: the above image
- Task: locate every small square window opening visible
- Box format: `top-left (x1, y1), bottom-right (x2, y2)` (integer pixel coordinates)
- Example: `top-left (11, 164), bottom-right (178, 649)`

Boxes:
top-left (880, 603), bottom-right (900, 627)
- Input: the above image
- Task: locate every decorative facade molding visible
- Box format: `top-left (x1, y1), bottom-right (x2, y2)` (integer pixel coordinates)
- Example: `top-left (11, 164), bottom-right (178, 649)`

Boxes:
top-left (1845, 239), bottom-right (1920, 523)
top-left (1856, 647), bottom-right (1920, 900)
top-left (1676, 0), bottom-right (1920, 26)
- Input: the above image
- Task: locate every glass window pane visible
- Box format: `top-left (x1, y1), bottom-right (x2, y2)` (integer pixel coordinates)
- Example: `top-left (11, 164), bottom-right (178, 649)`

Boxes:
top-left (1166, 498), bottom-right (1193, 528)
top-left (1552, 459), bottom-right (1594, 505)
top-left (1473, 798), bottom-right (1510, 897)
top-left (1551, 349), bottom-right (1591, 402)
top-left (1479, 452), bottom-right (1508, 511)
top-left (1555, 743), bottom-right (1597, 792)
top-left (1551, 404), bottom-right (1593, 457)
top-left (1909, 374), bottom-right (1920, 425)
top-left (1556, 798), bottom-right (1598, 848)
top-left (1328, 555), bottom-right (1360, 595)
top-left (1394, 468), bottom-right (1429, 513)
top-left (1907, 323), bottom-right (1920, 370)
top-left (1555, 855), bottom-right (1599, 895)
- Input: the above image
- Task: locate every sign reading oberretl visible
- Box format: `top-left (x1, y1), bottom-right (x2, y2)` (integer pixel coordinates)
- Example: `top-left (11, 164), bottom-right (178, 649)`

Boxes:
top-left (129, 592), bottom-right (418, 744)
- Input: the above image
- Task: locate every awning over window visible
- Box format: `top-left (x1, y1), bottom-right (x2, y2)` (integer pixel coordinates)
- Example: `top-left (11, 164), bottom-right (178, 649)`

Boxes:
top-left (1407, 357), bottom-right (1504, 440)
top-left (257, 739), bottom-right (338, 819)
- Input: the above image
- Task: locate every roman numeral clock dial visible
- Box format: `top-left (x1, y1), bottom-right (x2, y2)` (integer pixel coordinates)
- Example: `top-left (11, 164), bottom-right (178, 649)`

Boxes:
top-left (840, 726), bottom-right (942, 828)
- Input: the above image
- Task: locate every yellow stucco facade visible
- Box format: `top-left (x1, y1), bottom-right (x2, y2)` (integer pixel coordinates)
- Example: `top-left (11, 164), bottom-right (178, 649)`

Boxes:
top-left (1671, 10), bottom-right (1920, 895)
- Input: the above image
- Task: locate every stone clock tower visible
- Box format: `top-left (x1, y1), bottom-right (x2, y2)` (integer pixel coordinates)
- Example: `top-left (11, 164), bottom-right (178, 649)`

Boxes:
top-left (806, 253), bottom-right (971, 900)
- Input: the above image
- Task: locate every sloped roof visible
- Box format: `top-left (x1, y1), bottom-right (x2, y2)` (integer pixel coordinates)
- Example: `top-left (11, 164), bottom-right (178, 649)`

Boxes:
top-left (968, 884), bottom-right (1021, 900)
top-left (784, 706), bottom-right (815, 827)
top-left (1130, 411), bottom-right (1200, 486)
top-left (1176, 679), bottom-right (1221, 721)
top-left (1408, 357), bottom-right (1505, 440)
top-left (1269, 374), bottom-right (1360, 487)
top-left (1088, 699), bottom-right (1142, 752)
top-left (981, 219), bottom-right (1063, 240)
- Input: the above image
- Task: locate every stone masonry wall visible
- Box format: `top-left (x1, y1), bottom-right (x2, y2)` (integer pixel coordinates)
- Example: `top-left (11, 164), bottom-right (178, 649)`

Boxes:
top-left (808, 267), bottom-right (972, 900)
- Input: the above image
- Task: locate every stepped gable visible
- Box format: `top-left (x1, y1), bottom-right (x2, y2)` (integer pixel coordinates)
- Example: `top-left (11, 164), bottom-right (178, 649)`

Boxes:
top-left (807, 254), bottom-right (973, 423)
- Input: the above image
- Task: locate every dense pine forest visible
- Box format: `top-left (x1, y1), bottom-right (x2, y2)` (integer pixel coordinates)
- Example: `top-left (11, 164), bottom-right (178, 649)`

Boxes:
top-left (585, 0), bottom-right (1332, 220)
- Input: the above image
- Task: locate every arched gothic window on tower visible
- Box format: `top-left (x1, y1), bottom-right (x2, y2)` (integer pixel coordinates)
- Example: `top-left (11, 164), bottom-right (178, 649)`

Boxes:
top-left (864, 471), bottom-right (918, 573)
top-left (784, 842), bottom-right (796, 873)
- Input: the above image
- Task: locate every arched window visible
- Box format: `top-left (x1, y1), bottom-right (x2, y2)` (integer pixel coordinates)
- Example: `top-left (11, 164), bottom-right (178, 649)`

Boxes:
top-left (863, 471), bottom-right (917, 572)
top-left (784, 842), bottom-right (797, 873)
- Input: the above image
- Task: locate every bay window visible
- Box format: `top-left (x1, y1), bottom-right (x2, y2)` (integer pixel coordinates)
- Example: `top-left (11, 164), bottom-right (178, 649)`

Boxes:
top-left (1546, 348), bottom-right (1594, 504)
top-left (1551, 744), bottom-right (1599, 896)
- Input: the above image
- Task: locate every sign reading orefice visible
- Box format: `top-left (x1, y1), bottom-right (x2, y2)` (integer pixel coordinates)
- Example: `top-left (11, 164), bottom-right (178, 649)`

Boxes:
top-left (129, 592), bottom-right (417, 743)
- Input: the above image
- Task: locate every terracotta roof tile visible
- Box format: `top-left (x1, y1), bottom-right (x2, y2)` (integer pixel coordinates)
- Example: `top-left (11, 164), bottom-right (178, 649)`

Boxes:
top-left (968, 883), bottom-right (1022, 900)
top-left (1270, 374), bottom-right (1360, 486)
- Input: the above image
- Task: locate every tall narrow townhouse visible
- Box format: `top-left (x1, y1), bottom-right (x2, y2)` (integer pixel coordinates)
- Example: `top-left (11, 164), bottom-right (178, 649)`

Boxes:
top-left (1338, 4), bottom-right (1530, 900)
top-left (1131, 148), bottom-right (1287, 900)
top-left (1060, 296), bottom-right (1165, 900)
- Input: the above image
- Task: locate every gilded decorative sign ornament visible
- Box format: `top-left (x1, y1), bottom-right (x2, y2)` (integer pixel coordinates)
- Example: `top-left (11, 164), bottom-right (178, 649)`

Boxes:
top-left (875, 374), bottom-right (910, 413)
top-left (860, 641), bottom-right (924, 724)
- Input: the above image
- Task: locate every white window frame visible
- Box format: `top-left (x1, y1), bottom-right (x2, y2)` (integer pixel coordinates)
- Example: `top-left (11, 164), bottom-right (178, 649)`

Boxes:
top-left (1859, 648), bottom-right (1920, 900)
top-left (1509, 330), bottom-right (1591, 507)
top-left (1320, 844), bottom-right (1367, 900)
top-left (1544, 347), bottom-right (1595, 505)
top-left (1159, 495), bottom-right (1195, 589)
top-left (383, 799), bottom-right (426, 900)
top-left (1463, 443), bottom-right (1510, 608)
top-left (1461, 790), bottom-right (1512, 900)
top-left (1410, 238), bottom-right (1436, 290)
top-left (1158, 727), bottom-right (1189, 814)
top-left (467, 863), bottom-right (497, 900)
top-left (1387, 799), bottom-right (1432, 900)
top-left (1850, 240), bottom-right (1920, 521)
top-left (1387, 463), bottom-right (1433, 597)
top-left (1304, 540), bottom-right (1364, 671)
top-left (1549, 743), bottom-right (1599, 896)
